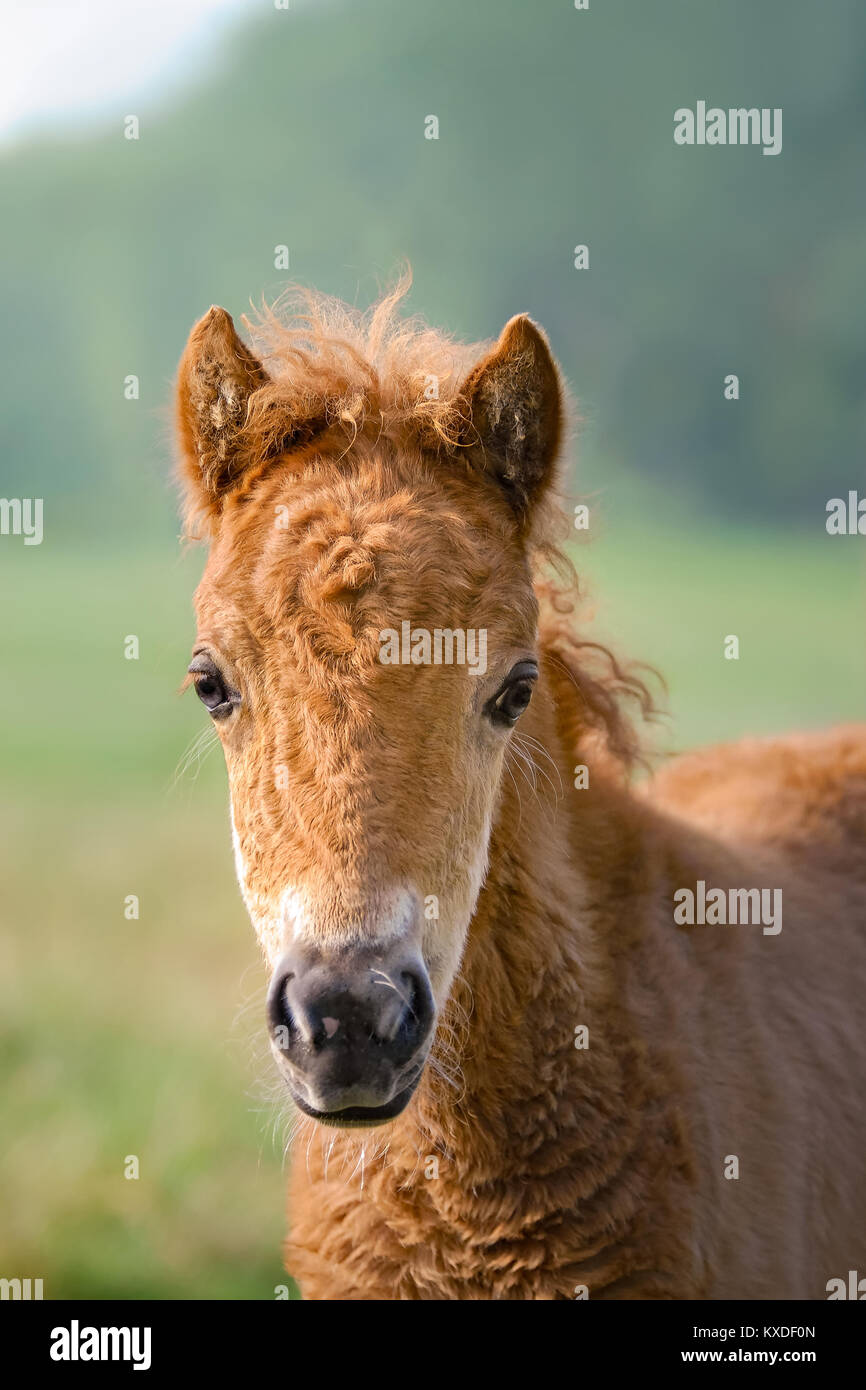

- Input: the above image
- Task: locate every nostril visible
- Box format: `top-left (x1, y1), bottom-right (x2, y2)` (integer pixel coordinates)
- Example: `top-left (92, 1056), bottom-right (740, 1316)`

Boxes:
top-left (375, 969), bottom-right (429, 1050)
top-left (396, 972), bottom-right (422, 1046)
top-left (369, 970), bottom-right (409, 1044)
top-left (266, 968), bottom-right (298, 1052)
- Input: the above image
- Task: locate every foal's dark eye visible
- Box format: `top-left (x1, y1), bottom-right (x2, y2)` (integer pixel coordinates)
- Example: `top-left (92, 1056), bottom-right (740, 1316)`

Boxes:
top-left (487, 661), bottom-right (538, 726)
top-left (188, 657), bottom-right (234, 718)
top-left (195, 675), bottom-right (227, 710)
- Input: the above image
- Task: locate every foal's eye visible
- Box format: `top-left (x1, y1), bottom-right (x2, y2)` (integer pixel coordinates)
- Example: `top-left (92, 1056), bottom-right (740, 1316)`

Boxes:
top-left (195, 675), bottom-right (227, 710)
top-left (487, 661), bottom-right (538, 726)
top-left (188, 659), bottom-right (234, 718)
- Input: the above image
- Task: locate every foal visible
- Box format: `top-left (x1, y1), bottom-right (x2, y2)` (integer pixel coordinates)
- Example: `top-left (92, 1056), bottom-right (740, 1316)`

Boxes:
top-left (176, 287), bottom-right (866, 1299)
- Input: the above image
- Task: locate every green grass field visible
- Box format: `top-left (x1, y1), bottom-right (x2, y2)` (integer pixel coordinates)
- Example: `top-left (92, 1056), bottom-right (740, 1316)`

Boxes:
top-left (1, 524), bottom-right (863, 1297)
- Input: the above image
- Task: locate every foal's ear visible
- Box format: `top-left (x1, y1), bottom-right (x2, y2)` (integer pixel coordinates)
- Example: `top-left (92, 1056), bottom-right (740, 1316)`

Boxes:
top-left (458, 314), bottom-right (563, 517)
top-left (175, 306), bottom-right (271, 523)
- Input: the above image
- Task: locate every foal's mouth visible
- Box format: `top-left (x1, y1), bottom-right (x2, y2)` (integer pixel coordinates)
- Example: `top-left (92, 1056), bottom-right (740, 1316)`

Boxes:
top-left (287, 1073), bottom-right (421, 1129)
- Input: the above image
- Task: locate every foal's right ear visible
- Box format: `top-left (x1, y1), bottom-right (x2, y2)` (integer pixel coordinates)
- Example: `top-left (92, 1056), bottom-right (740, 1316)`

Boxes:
top-left (175, 306), bottom-right (271, 526)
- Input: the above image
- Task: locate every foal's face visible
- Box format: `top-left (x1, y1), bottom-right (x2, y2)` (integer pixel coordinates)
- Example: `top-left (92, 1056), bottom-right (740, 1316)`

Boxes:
top-left (193, 461), bottom-right (537, 1119)
top-left (177, 301), bottom-right (562, 1127)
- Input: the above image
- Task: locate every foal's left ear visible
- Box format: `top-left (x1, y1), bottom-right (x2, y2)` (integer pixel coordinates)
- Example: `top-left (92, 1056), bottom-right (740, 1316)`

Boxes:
top-left (458, 314), bottom-right (563, 518)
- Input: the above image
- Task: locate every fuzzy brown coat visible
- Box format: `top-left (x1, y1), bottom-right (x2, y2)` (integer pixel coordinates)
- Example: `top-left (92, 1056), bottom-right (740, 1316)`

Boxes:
top-left (285, 712), bottom-right (866, 1299)
top-left (175, 283), bottom-right (866, 1300)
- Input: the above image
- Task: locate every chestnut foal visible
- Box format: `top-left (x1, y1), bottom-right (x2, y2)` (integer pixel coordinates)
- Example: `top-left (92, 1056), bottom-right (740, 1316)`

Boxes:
top-left (175, 287), bottom-right (866, 1299)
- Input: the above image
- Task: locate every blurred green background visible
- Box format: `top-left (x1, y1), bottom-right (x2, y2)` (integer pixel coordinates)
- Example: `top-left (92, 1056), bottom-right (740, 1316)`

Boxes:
top-left (0, 0), bottom-right (864, 1298)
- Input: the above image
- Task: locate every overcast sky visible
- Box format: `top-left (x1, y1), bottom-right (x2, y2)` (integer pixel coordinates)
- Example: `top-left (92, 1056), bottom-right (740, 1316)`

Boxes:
top-left (0, 0), bottom-right (268, 145)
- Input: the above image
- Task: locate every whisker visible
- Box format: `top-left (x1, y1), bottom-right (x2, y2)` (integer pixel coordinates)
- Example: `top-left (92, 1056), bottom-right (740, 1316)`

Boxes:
top-left (502, 749), bottom-right (524, 832)
top-left (510, 738), bottom-right (539, 794)
top-left (516, 732), bottom-right (564, 799)
top-left (370, 968), bottom-right (414, 1013)
top-left (510, 733), bottom-right (562, 816)
top-left (168, 724), bottom-right (220, 792)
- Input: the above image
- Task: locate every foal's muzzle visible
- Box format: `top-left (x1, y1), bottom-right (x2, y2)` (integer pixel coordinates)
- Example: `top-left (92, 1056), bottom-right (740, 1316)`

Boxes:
top-left (266, 945), bottom-right (435, 1127)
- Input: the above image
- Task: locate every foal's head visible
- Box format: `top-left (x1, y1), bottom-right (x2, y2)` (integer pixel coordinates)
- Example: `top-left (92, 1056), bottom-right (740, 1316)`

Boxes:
top-left (176, 287), bottom-right (563, 1127)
